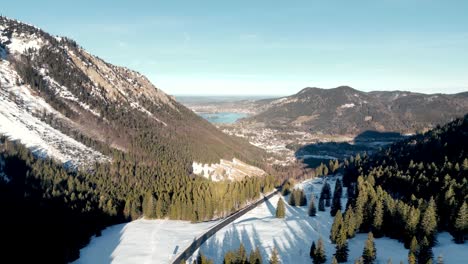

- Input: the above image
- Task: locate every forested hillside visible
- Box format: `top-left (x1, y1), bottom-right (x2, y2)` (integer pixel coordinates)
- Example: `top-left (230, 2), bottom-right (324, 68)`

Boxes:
top-left (0, 16), bottom-right (267, 169)
top-left (0, 136), bottom-right (277, 263)
top-left (333, 114), bottom-right (468, 262)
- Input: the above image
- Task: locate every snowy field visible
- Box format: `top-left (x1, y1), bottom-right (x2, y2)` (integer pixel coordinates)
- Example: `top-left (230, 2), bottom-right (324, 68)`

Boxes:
top-left (76, 177), bottom-right (467, 264)
top-left (74, 219), bottom-right (219, 264)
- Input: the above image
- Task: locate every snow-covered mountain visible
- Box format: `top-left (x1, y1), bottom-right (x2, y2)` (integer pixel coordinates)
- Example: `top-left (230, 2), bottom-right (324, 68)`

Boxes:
top-left (0, 16), bottom-right (265, 169)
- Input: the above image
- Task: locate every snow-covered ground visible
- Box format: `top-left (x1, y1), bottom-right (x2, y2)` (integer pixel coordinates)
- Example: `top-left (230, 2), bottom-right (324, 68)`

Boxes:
top-left (74, 219), bottom-right (219, 264)
top-left (0, 60), bottom-right (108, 167)
top-left (76, 177), bottom-right (467, 264)
top-left (189, 177), bottom-right (467, 264)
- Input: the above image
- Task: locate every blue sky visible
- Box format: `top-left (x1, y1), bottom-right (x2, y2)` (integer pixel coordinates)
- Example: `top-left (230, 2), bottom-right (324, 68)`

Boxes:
top-left (2, 0), bottom-right (468, 95)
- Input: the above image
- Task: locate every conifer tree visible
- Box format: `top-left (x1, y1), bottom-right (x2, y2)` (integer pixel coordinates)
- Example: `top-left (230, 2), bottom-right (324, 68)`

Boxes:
top-left (314, 237), bottom-right (326, 264)
top-left (249, 246), bottom-right (262, 264)
top-left (331, 210), bottom-right (343, 243)
top-left (318, 197), bottom-right (325, 211)
top-left (344, 205), bottom-right (357, 238)
top-left (331, 179), bottom-right (343, 216)
top-left (408, 236), bottom-right (418, 264)
top-left (309, 195), bottom-right (317, 216)
top-left (334, 223), bottom-right (349, 262)
top-left (237, 243), bottom-right (248, 264)
top-left (421, 198), bottom-right (438, 245)
top-left (320, 182), bottom-right (332, 207)
top-left (310, 241), bottom-right (316, 259)
top-left (418, 237), bottom-right (433, 264)
top-left (276, 198), bottom-right (286, 218)
top-left (300, 189), bottom-right (307, 206)
top-left (453, 202), bottom-right (467, 243)
top-left (224, 251), bottom-right (236, 264)
top-left (372, 199), bottom-right (384, 237)
top-left (463, 158), bottom-right (468, 171)
top-left (269, 247), bottom-right (280, 264)
top-left (405, 206), bottom-right (421, 246)
top-left (288, 190), bottom-right (296, 206)
top-left (362, 232), bottom-right (377, 264)
top-left (142, 191), bottom-right (156, 219)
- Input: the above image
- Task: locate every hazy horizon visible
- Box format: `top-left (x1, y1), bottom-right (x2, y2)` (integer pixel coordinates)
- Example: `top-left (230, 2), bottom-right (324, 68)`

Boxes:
top-left (2, 1), bottom-right (468, 95)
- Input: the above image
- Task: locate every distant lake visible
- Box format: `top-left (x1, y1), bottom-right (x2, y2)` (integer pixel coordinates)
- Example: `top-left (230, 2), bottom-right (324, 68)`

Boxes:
top-left (198, 112), bottom-right (248, 124)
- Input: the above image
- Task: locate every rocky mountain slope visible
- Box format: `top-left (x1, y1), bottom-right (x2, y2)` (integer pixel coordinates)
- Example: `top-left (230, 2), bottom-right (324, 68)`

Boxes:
top-left (243, 86), bottom-right (468, 135)
top-left (0, 16), bottom-right (265, 169)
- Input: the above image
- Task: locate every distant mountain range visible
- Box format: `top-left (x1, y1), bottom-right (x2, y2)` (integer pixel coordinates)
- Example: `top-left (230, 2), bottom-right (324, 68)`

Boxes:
top-left (242, 86), bottom-right (468, 135)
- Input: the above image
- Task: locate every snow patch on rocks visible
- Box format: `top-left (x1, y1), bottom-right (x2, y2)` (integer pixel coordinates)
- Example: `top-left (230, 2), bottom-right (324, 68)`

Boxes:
top-left (339, 103), bottom-right (355, 109)
top-left (0, 60), bottom-right (108, 168)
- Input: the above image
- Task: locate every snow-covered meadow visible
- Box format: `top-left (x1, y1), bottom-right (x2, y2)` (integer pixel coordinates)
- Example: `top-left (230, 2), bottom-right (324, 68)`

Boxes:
top-left (74, 219), bottom-right (219, 264)
top-left (76, 177), bottom-right (467, 264)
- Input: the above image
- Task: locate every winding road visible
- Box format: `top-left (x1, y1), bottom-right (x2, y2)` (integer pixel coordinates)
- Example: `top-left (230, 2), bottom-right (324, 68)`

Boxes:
top-left (171, 189), bottom-right (280, 264)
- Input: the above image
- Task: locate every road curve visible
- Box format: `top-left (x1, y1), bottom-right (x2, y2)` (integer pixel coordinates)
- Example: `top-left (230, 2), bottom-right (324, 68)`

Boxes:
top-left (171, 189), bottom-right (280, 264)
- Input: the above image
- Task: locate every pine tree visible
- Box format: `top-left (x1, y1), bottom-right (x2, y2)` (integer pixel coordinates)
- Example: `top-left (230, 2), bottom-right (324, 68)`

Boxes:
top-left (224, 251), bottom-right (236, 264)
top-left (334, 224), bottom-right (349, 262)
top-left (249, 246), bottom-right (262, 264)
top-left (123, 198), bottom-right (132, 220)
top-left (310, 241), bottom-right (316, 259)
top-left (237, 243), bottom-right (248, 264)
top-left (318, 197), bottom-right (325, 211)
top-left (462, 158), bottom-right (468, 171)
top-left (331, 179), bottom-right (343, 216)
top-left (372, 199), bottom-right (384, 237)
top-left (331, 210), bottom-right (343, 243)
top-left (269, 247), bottom-right (280, 264)
top-left (276, 198), bottom-right (286, 218)
top-left (418, 237), bottom-right (433, 264)
top-left (309, 195), bottom-right (317, 216)
top-left (421, 198), bottom-right (438, 245)
top-left (408, 236), bottom-right (418, 264)
top-left (362, 232), bottom-right (377, 264)
top-left (344, 206), bottom-right (357, 238)
top-left (313, 237), bottom-right (327, 264)
top-left (300, 189), bottom-right (307, 206)
top-left (453, 202), bottom-right (467, 243)
top-left (288, 190), bottom-right (296, 206)
top-left (142, 191), bottom-right (156, 218)
top-left (405, 206), bottom-right (421, 246)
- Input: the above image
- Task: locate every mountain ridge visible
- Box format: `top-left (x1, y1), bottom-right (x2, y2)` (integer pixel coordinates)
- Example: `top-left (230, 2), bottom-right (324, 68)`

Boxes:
top-left (243, 85), bottom-right (468, 135)
top-left (0, 16), bottom-right (266, 169)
